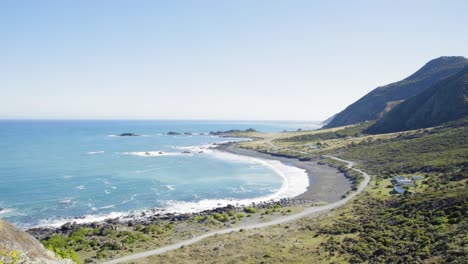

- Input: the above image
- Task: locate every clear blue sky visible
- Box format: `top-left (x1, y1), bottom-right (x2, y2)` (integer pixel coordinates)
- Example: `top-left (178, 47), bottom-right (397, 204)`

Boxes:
top-left (1, 0), bottom-right (467, 120)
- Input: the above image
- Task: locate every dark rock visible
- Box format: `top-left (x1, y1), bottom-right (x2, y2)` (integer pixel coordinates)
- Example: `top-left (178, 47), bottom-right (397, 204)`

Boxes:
top-left (61, 222), bottom-right (72, 232)
top-left (119, 133), bottom-right (139, 136)
top-left (26, 227), bottom-right (55, 241)
top-left (167, 132), bottom-right (181, 135)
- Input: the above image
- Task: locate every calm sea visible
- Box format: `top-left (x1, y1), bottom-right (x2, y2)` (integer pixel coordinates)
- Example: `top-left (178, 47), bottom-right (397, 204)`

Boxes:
top-left (0, 120), bottom-right (319, 228)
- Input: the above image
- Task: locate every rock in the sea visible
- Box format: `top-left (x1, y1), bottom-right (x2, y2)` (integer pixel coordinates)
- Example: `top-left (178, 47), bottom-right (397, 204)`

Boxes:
top-left (183, 132), bottom-right (192, 135)
top-left (119, 133), bottom-right (139, 136)
top-left (167, 131), bottom-right (181, 135)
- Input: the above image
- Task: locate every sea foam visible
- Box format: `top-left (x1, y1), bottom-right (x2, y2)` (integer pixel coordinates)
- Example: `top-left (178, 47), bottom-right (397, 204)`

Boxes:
top-left (33, 142), bottom-right (309, 227)
top-left (86, 151), bottom-right (104, 155)
top-left (36, 211), bottom-right (129, 228)
top-left (120, 151), bottom-right (192, 157)
top-left (161, 143), bottom-right (309, 213)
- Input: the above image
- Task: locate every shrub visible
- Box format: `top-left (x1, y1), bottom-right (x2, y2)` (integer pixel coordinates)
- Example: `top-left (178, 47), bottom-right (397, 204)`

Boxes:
top-left (244, 206), bottom-right (258, 214)
top-left (213, 213), bottom-right (229, 222)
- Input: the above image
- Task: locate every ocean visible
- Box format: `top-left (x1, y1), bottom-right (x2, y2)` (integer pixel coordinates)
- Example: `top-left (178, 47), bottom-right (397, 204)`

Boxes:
top-left (0, 120), bottom-right (319, 228)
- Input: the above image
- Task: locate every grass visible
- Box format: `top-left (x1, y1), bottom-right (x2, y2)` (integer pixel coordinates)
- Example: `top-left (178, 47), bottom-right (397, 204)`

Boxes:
top-left (130, 117), bottom-right (467, 264)
top-left (41, 118), bottom-right (467, 263)
top-left (39, 202), bottom-right (307, 263)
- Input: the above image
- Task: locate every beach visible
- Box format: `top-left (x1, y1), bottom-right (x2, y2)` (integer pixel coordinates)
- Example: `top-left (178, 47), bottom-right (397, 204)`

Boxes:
top-left (25, 139), bottom-right (360, 264)
top-left (216, 143), bottom-right (352, 203)
top-left (100, 154), bottom-right (371, 264)
top-left (27, 140), bottom-right (353, 238)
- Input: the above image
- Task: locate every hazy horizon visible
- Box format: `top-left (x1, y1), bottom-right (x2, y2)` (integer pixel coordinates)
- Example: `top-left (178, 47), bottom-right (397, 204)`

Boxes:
top-left (2, 1), bottom-right (468, 121)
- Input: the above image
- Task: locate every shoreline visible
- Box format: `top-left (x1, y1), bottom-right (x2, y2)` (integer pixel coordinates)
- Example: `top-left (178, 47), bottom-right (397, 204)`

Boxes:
top-left (216, 143), bottom-right (352, 203)
top-left (26, 142), bottom-right (352, 239)
top-left (101, 155), bottom-right (370, 264)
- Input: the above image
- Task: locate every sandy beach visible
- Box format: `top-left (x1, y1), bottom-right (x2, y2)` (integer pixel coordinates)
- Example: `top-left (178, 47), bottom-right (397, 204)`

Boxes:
top-left (216, 143), bottom-right (352, 203)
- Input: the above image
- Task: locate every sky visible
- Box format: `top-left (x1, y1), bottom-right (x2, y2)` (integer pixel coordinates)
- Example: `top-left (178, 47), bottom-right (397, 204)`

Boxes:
top-left (1, 0), bottom-right (467, 121)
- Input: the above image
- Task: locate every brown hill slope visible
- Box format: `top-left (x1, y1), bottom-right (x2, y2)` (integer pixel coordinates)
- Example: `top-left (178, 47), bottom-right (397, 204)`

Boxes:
top-left (0, 220), bottom-right (71, 264)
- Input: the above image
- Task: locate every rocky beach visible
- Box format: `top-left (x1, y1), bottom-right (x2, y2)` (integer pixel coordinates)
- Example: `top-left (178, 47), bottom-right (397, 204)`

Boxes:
top-left (26, 142), bottom-right (352, 243)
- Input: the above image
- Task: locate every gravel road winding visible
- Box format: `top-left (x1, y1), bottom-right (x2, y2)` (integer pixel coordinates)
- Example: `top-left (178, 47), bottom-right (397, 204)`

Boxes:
top-left (101, 156), bottom-right (370, 264)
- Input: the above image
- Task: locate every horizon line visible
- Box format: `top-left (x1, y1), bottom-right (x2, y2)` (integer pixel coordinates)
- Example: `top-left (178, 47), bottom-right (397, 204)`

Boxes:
top-left (0, 118), bottom-right (323, 123)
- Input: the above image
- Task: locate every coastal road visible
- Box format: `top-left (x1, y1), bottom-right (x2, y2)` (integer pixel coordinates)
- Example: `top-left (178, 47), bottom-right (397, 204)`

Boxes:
top-left (101, 156), bottom-right (370, 264)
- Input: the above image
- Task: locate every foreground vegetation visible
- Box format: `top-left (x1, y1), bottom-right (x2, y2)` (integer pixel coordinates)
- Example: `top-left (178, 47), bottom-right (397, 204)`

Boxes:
top-left (318, 189), bottom-right (467, 263)
top-left (38, 118), bottom-right (467, 263)
top-left (39, 203), bottom-right (300, 263)
top-left (138, 118), bottom-right (467, 263)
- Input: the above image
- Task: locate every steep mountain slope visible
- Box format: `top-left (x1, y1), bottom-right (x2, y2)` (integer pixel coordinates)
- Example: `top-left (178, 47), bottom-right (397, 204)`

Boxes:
top-left (366, 67), bottom-right (468, 134)
top-left (320, 114), bottom-right (336, 125)
top-left (324, 56), bottom-right (468, 128)
top-left (0, 220), bottom-right (71, 263)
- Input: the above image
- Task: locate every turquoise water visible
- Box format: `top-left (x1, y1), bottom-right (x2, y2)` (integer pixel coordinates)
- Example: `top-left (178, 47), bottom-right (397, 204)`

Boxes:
top-left (0, 120), bottom-right (319, 228)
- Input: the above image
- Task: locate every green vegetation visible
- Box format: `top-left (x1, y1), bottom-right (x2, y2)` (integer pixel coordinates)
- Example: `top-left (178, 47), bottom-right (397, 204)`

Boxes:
top-left (338, 118), bottom-right (468, 178)
top-left (319, 189), bottom-right (467, 263)
top-left (37, 203), bottom-right (288, 263)
top-left (142, 223), bottom-right (173, 234)
top-left (140, 115), bottom-right (467, 263)
top-left (33, 112), bottom-right (466, 264)
top-left (280, 121), bottom-right (374, 143)
top-left (367, 66), bottom-right (468, 134)
top-left (0, 250), bottom-right (20, 264)
top-left (40, 224), bottom-right (172, 263)
top-left (42, 235), bottom-right (79, 263)
top-left (213, 213), bottom-right (230, 222)
top-left (244, 206), bottom-right (258, 214)
top-left (325, 56), bottom-right (468, 128)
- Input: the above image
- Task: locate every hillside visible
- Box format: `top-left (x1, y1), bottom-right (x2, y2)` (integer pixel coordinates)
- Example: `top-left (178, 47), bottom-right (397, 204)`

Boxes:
top-left (366, 66), bottom-right (468, 134)
top-left (139, 118), bottom-right (467, 264)
top-left (0, 220), bottom-right (72, 264)
top-left (324, 56), bottom-right (468, 128)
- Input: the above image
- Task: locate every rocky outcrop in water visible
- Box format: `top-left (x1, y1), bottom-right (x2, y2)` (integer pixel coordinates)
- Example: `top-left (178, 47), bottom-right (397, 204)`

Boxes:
top-left (119, 133), bottom-right (139, 136)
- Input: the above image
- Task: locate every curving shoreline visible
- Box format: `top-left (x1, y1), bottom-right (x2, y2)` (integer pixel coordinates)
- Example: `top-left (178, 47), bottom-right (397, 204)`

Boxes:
top-left (216, 143), bottom-right (353, 203)
top-left (26, 143), bottom-right (353, 241)
top-left (101, 155), bottom-right (370, 264)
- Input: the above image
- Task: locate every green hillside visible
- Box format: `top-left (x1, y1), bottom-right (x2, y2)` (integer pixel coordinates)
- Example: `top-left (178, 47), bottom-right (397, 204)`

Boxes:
top-left (324, 56), bottom-right (468, 128)
top-left (141, 117), bottom-right (468, 264)
top-left (366, 67), bottom-right (468, 134)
